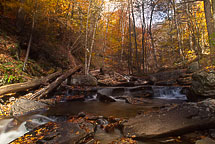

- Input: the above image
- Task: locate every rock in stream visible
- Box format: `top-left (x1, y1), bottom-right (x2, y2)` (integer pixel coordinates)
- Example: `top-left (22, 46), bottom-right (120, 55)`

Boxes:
top-left (123, 99), bottom-right (215, 139)
top-left (10, 117), bottom-right (96, 144)
top-left (10, 99), bottom-right (48, 116)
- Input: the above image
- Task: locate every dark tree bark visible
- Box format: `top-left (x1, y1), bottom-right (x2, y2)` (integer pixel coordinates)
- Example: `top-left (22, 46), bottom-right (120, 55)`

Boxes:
top-left (131, 0), bottom-right (140, 73)
top-left (204, 0), bottom-right (215, 64)
top-left (23, 0), bottom-right (37, 71)
top-left (141, 0), bottom-right (146, 73)
top-left (128, 0), bottom-right (133, 74)
top-left (148, 0), bottom-right (158, 69)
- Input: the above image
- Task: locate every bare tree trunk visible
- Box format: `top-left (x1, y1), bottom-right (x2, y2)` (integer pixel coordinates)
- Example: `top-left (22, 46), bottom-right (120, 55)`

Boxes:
top-left (131, 0), bottom-right (140, 73)
top-left (86, 1), bottom-right (103, 74)
top-left (23, 0), bottom-right (37, 71)
top-left (121, 15), bottom-right (125, 62)
top-left (141, 0), bottom-right (146, 73)
top-left (128, 0), bottom-right (133, 74)
top-left (102, 19), bottom-right (109, 67)
top-left (87, 18), bottom-right (99, 74)
top-left (204, 0), bottom-right (215, 65)
top-left (85, 0), bottom-right (92, 75)
top-left (102, 6), bottom-right (117, 67)
top-left (171, 0), bottom-right (183, 61)
top-left (149, 1), bottom-right (158, 69)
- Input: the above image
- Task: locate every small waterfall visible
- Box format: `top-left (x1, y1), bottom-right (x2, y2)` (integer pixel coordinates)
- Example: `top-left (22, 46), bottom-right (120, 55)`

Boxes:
top-left (0, 119), bottom-right (27, 144)
top-left (0, 114), bottom-right (54, 144)
top-left (152, 86), bottom-right (187, 100)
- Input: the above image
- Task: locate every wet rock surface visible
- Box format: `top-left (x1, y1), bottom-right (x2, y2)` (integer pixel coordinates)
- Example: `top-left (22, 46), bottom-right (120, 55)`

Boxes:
top-left (195, 137), bottom-right (215, 144)
top-left (187, 62), bottom-right (200, 73)
top-left (123, 99), bottom-right (215, 139)
top-left (177, 73), bottom-right (192, 85)
top-left (149, 69), bottom-right (187, 85)
top-left (10, 99), bottom-right (48, 116)
top-left (69, 75), bottom-right (98, 86)
top-left (188, 71), bottom-right (215, 101)
top-left (97, 92), bottom-right (116, 102)
top-left (10, 117), bottom-right (96, 144)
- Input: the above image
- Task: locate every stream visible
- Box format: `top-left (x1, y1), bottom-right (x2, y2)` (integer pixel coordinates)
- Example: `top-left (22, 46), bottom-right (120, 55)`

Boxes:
top-left (0, 86), bottom-right (187, 143)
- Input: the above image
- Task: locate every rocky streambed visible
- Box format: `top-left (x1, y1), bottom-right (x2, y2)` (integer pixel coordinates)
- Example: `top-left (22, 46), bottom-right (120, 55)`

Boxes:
top-left (1, 85), bottom-right (215, 144)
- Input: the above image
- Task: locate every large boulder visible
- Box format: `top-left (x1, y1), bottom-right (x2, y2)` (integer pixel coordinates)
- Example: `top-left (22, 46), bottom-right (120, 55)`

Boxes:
top-left (70, 75), bottom-right (98, 86)
top-left (188, 71), bottom-right (215, 101)
top-left (10, 99), bottom-right (48, 116)
top-left (123, 99), bottom-right (215, 139)
top-left (187, 62), bottom-right (200, 73)
top-left (149, 69), bottom-right (187, 86)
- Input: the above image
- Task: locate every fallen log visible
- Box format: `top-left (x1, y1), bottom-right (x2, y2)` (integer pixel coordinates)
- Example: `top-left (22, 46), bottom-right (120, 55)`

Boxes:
top-left (30, 65), bottom-right (82, 100)
top-left (0, 69), bottom-right (62, 96)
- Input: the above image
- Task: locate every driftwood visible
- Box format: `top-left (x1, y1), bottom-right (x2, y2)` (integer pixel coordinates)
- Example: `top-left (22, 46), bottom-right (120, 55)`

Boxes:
top-left (30, 65), bottom-right (82, 100)
top-left (0, 69), bottom-right (62, 96)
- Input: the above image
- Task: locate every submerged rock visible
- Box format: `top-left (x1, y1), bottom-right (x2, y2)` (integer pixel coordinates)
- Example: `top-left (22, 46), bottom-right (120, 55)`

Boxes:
top-left (10, 99), bottom-right (48, 116)
top-left (97, 93), bottom-right (116, 103)
top-left (123, 99), bottom-right (215, 139)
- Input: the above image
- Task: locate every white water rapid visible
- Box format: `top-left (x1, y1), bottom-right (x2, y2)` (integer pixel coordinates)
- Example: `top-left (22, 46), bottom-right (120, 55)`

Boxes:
top-left (0, 114), bottom-right (54, 144)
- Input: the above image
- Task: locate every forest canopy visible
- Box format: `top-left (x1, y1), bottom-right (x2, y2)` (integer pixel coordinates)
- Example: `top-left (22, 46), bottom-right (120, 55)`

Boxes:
top-left (0, 0), bottom-right (214, 74)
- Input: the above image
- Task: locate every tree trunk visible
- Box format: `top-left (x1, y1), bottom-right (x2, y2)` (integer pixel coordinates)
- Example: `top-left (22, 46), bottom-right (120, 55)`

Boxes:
top-left (141, 0), bottom-right (146, 73)
top-left (204, 0), bottom-right (215, 65)
top-left (131, 0), bottom-right (140, 73)
top-left (128, 0), bottom-right (133, 74)
top-left (23, 0), bottom-right (36, 71)
top-left (85, 0), bottom-right (92, 75)
top-left (149, 1), bottom-right (158, 69)
top-left (87, 17), bottom-right (99, 74)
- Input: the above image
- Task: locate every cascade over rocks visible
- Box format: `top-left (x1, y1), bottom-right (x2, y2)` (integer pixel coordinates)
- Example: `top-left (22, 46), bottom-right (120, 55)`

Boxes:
top-left (123, 99), bottom-right (215, 139)
top-left (187, 71), bottom-right (215, 101)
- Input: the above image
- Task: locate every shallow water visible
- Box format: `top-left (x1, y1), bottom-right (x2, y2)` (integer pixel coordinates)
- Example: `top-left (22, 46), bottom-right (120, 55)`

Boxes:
top-left (47, 101), bottom-right (155, 118)
top-left (0, 86), bottom-right (188, 143)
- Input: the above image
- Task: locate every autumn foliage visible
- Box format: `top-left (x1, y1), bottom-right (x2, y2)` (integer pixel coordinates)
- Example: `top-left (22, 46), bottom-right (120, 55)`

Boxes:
top-left (0, 0), bottom-right (212, 74)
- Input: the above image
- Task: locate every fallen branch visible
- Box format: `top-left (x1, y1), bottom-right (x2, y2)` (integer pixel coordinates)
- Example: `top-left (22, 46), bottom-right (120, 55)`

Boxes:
top-left (0, 69), bottom-right (62, 96)
top-left (30, 65), bottom-right (82, 100)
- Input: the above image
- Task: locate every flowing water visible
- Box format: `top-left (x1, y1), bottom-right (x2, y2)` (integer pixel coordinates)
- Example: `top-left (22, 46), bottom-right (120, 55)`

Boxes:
top-left (0, 86), bottom-right (187, 143)
top-left (0, 114), bottom-right (55, 144)
top-left (152, 86), bottom-right (187, 100)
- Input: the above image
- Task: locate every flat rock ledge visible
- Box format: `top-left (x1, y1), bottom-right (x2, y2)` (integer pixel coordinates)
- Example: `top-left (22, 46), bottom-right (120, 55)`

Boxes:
top-left (10, 99), bottom-right (48, 116)
top-left (123, 99), bottom-right (215, 139)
